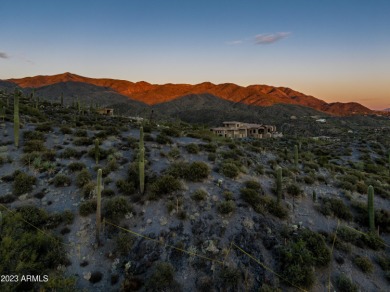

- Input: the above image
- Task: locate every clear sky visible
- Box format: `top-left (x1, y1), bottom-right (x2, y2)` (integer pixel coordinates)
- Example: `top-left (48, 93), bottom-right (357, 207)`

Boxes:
top-left (1, 0), bottom-right (389, 109)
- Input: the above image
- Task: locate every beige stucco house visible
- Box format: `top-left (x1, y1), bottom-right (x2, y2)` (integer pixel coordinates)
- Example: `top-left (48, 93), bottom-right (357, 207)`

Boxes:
top-left (210, 121), bottom-right (277, 138)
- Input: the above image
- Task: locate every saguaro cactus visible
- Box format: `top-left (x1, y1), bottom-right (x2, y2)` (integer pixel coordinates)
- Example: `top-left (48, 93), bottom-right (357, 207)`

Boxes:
top-left (367, 185), bottom-right (375, 232)
top-left (139, 126), bottom-right (144, 149)
top-left (14, 92), bottom-right (20, 148)
top-left (139, 147), bottom-right (145, 194)
top-left (95, 138), bottom-right (100, 165)
top-left (60, 93), bottom-right (64, 107)
top-left (1, 106), bottom-right (5, 122)
top-left (294, 145), bottom-right (299, 167)
top-left (96, 169), bottom-right (102, 245)
top-left (0, 210), bottom-right (3, 233)
top-left (388, 151), bottom-right (390, 174)
top-left (276, 166), bottom-right (282, 203)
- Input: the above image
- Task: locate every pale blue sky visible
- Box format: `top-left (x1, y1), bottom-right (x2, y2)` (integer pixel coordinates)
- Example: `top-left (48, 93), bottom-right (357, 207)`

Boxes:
top-left (1, 0), bottom-right (389, 109)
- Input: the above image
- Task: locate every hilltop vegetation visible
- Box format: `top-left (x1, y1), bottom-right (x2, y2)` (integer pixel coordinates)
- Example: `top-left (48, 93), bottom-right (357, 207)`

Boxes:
top-left (0, 89), bottom-right (389, 291)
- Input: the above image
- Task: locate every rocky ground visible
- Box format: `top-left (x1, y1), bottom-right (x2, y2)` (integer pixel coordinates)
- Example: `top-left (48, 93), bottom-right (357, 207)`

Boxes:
top-left (0, 98), bottom-right (389, 291)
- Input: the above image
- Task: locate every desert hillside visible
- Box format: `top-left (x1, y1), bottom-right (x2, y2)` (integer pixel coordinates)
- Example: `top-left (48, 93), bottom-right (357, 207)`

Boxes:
top-left (5, 73), bottom-right (372, 116)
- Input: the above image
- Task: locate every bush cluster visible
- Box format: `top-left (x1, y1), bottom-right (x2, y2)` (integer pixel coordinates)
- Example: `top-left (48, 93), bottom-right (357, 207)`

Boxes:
top-left (149, 175), bottom-right (182, 200)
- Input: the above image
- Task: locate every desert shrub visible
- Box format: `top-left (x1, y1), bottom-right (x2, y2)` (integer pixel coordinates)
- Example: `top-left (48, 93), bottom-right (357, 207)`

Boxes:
top-left (60, 126), bottom-right (72, 134)
top-left (376, 209), bottom-right (390, 233)
top-left (166, 161), bottom-right (209, 182)
top-left (0, 194), bottom-right (17, 203)
top-left (362, 232), bottom-right (385, 250)
top-left (156, 134), bottom-right (172, 145)
top-left (167, 147), bottom-right (180, 159)
top-left (52, 174), bottom-right (71, 187)
top-left (76, 169), bottom-right (91, 188)
top-left (286, 183), bottom-right (302, 197)
top-left (185, 161), bottom-right (210, 181)
top-left (223, 191), bottom-right (234, 200)
top-left (102, 188), bottom-right (115, 197)
top-left (23, 140), bottom-right (46, 153)
top-left (268, 201), bottom-right (289, 219)
top-left (73, 137), bottom-right (93, 146)
top-left (192, 189), bottom-right (208, 201)
top-left (116, 232), bottom-right (134, 256)
top-left (61, 147), bottom-right (83, 159)
top-left (68, 162), bottom-right (86, 172)
top-left (217, 200), bottom-right (236, 214)
top-left (278, 229), bottom-right (330, 288)
top-left (304, 175), bottom-right (315, 185)
top-left (337, 227), bottom-right (361, 245)
top-left (102, 157), bottom-right (119, 177)
top-left (166, 161), bottom-right (188, 178)
top-left (244, 180), bottom-right (263, 193)
top-left (82, 182), bottom-right (96, 199)
top-left (319, 198), bottom-right (352, 221)
top-left (218, 266), bottom-right (241, 289)
top-left (116, 180), bottom-right (135, 196)
top-left (240, 188), bottom-right (261, 206)
top-left (35, 123), bottom-right (52, 132)
top-left (220, 162), bottom-right (240, 178)
top-left (74, 129), bottom-right (88, 137)
top-left (149, 175), bottom-right (182, 200)
top-left (88, 146), bottom-right (111, 161)
top-left (145, 262), bottom-right (178, 291)
top-left (377, 255), bottom-right (390, 271)
top-left (23, 130), bottom-right (45, 141)
top-left (79, 200), bottom-right (97, 216)
top-left (144, 134), bottom-right (154, 141)
top-left (161, 127), bottom-right (180, 137)
top-left (17, 205), bottom-right (48, 227)
top-left (335, 274), bottom-right (358, 292)
top-left (353, 256), bottom-right (373, 273)
top-left (208, 153), bottom-right (216, 162)
top-left (356, 181), bottom-right (368, 194)
top-left (104, 196), bottom-right (132, 221)
top-left (254, 165), bottom-right (265, 175)
top-left (201, 142), bottom-right (217, 153)
top-left (185, 143), bottom-right (199, 154)
top-left (0, 210), bottom-right (69, 291)
top-left (13, 172), bottom-right (36, 196)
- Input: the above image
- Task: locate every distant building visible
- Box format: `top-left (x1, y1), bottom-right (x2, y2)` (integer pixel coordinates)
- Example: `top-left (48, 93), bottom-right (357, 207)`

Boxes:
top-left (97, 108), bottom-right (114, 116)
top-left (210, 121), bottom-right (278, 138)
top-left (316, 119), bottom-right (326, 123)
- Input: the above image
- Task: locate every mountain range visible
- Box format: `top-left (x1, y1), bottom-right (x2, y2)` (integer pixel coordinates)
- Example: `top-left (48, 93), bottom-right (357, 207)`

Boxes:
top-left (1, 72), bottom-right (373, 117)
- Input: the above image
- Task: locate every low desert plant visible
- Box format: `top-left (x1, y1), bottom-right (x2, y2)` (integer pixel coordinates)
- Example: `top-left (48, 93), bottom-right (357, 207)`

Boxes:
top-left (13, 172), bottom-right (36, 196)
top-left (52, 174), bottom-right (71, 187)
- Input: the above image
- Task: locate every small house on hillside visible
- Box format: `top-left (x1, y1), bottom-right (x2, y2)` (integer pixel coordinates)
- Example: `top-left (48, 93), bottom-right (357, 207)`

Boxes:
top-left (210, 121), bottom-right (278, 138)
top-left (97, 108), bottom-right (114, 116)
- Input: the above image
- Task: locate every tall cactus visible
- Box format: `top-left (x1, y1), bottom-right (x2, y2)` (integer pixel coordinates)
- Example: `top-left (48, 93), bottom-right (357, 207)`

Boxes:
top-left (388, 151), bottom-right (390, 175)
top-left (367, 185), bottom-right (375, 232)
top-left (0, 210), bottom-right (3, 233)
top-left (96, 169), bottom-right (102, 245)
top-left (294, 144), bottom-right (299, 167)
top-left (139, 126), bottom-right (145, 194)
top-left (1, 106), bottom-right (5, 122)
top-left (276, 166), bottom-right (282, 204)
top-left (14, 91), bottom-right (20, 148)
top-left (139, 147), bottom-right (145, 194)
top-left (95, 138), bottom-right (100, 165)
top-left (77, 99), bottom-right (81, 113)
top-left (139, 126), bottom-right (144, 149)
top-left (60, 93), bottom-right (64, 107)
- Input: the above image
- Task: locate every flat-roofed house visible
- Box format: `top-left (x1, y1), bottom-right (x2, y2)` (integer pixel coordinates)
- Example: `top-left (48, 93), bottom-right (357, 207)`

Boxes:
top-left (211, 121), bottom-right (277, 138)
top-left (97, 108), bottom-right (114, 116)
